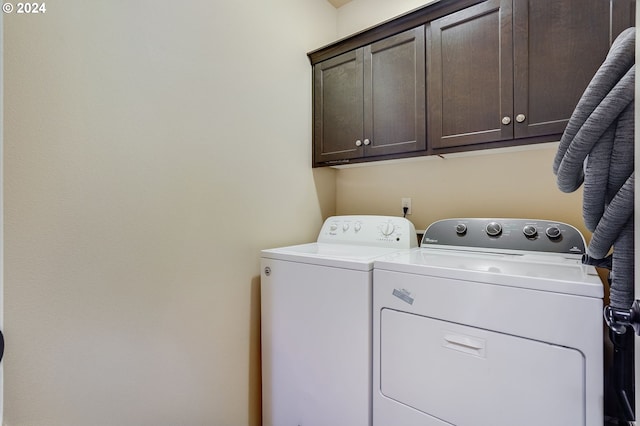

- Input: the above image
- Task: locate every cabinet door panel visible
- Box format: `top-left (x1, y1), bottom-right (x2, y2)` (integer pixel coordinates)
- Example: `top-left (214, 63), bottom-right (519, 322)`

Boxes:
top-left (428, 0), bottom-right (513, 150)
top-left (313, 50), bottom-right (364, 164)
top-left (363, 26), bottom-right (426, 157)
top-left (513, 0), bottom-right (612, 138)
top-left (611, 0), bottom-right (636, 43)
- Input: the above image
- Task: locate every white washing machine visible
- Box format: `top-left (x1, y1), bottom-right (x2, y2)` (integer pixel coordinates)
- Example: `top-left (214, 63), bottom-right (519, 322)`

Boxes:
top-left (261, 215), bottom-right (417, 426)
top-left (372, 218), bottom-right (604, 426)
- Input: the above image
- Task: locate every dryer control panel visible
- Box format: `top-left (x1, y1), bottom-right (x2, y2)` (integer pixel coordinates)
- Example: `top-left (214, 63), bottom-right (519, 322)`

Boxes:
top-left (422, 218), bottom-right (586, 255)
top-left (318, 215), bottom-right (418, 249)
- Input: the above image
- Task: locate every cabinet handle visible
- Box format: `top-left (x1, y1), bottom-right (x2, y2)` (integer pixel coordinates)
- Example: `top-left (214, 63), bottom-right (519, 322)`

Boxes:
top-left (516, 114), bottom-right (526, 123)
top-left (363, 139), bottom-right (371, 146)
top-left (501, 116), bottom-right (511, 125)
top-left (355, 140), bottom-right (362, 147)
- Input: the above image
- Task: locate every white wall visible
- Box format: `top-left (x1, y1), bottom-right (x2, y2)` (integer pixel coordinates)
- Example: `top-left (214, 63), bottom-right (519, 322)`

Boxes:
top-left (3, 1), bottom-right (337, 425)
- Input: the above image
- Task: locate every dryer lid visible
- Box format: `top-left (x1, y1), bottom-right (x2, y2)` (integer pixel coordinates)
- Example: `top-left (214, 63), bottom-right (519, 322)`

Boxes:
top-left (374, 248), bottom-right (604, 298)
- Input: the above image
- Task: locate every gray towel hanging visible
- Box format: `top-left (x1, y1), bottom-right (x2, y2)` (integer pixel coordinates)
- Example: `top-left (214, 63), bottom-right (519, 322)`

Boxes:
top-left (553, 27), bottom-right (635, 309)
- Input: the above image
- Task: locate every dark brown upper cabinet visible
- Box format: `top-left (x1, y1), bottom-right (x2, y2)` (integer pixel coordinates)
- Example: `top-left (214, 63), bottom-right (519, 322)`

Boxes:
top-left (308, 0), bottom-right (634, 166)
top-left (427, 0), bottom-right (513, 149)
top-left (313, 26), bottom-right (426, 167)
top-left (428, 0), bottom-right (636, 151)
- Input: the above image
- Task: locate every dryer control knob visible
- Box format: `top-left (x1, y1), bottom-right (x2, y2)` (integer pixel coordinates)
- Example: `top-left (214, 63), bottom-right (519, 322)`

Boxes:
top-left (546, 226), bottom-right (562, 240)
top-left (523, 225), bottom-right (538, 238)
top-left (485, 221), bottom-right (502, 237)
top-left (342, 223), bottom-right (350, 232)
top-left (455, 223), bottom-right (467, 235)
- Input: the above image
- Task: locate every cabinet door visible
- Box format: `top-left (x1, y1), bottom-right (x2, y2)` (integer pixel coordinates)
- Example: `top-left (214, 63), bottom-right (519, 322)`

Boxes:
top-left (512, 0), bottom-right (613, 139)
top-left (611, 0), bottom-right (636, 42)
top-left (428, 0), bottom-right (513, 150)
top-left (363, 26), bottom-right (426, 157)
top-left (313, 50), bottom-right (364, 165)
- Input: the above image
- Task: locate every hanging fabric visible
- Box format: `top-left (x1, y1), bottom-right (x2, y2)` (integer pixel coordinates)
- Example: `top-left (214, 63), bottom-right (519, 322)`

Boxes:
top-left (553, 27), bottom-right (635, 310)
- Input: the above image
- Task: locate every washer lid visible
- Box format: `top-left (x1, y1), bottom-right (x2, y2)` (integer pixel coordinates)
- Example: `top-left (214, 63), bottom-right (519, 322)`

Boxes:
top-left (262, 243), bottom-right (411, 271)
top-left (374, 248), bottom-right (603, 298)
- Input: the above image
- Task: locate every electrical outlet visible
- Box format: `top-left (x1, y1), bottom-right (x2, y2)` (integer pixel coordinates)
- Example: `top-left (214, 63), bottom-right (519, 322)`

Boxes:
top-left (401, 197), bottom-right (412, 215)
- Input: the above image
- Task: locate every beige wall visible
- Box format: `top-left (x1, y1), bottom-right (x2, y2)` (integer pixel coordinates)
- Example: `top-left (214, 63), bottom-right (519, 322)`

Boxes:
top-left (335, 0), bottom-right (587, 238)
top-left (3, 1), bottom-right (337, 425)
top-left (336, 145), bottom-right (587, 236)
top-left (337, 0), bottom-right (439, 37)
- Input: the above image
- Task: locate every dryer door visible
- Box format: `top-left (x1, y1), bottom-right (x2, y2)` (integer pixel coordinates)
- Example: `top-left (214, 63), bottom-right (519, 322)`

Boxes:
top-left (379, 309), bottom-right (585, 426)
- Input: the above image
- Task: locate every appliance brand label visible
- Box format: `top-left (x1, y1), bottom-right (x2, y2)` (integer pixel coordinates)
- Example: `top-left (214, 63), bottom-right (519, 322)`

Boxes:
top-left (392, 288), bottom-right (414, 305)
top-left (423, 237), bottom-right (438, 244)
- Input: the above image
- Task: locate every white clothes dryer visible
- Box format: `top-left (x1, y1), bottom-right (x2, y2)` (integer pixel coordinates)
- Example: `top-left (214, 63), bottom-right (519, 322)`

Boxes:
top-left (372, 218), bottom-right (604, 426)
top-left (261, 215), bottom-right (417, 426)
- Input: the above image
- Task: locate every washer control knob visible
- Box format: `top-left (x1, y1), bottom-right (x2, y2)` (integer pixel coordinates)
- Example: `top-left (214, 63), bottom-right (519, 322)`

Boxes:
top-left (546, 226), bottom-right (562, 240)
top-left (354, 222), bottom-right (362, 232)
top-left (342, 223), bottom-right (350, 232)
top-left (381, 222), bottom-right (395, 236)
top-left (455, 223), bottom-right (467, 235)
top-left (330, 223), bottom-right (338, 231)
top-left (485, 221), bottom-right (502, 237)
top-left (523, 225), bottom-right (538, 238)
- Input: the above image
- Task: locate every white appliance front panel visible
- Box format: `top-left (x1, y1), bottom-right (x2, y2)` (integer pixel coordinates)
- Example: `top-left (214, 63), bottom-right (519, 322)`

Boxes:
top-left (261, 258), bottom-right (372, 426)
top-left (372, 269), bottom-right (603, 426)
top-left (380, 309), bottom-right (584, 426)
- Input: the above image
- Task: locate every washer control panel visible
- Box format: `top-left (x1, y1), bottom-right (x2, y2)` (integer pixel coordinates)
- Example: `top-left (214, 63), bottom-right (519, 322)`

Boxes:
top-left (422, 218), bottom-right (586, 254)
top-left (318, 215), bottom-right (418, 249)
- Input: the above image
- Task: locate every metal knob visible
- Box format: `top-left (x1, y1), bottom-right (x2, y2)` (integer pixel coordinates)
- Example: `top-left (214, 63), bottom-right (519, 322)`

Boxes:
top-left (545, 226), bottom-right (561, 240)
top-left (501, 116), bottom-right (511, 125)
top-left (523, 225), bottom-right (538, 238)
top-left (485, 221), bottom-right (502, 237)
top-left (516, 114), bottom-right (526, 123)
top-left (355, 140), bottom-right (362, 147)
top-left (363, 139), bottom-right (371, 146)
